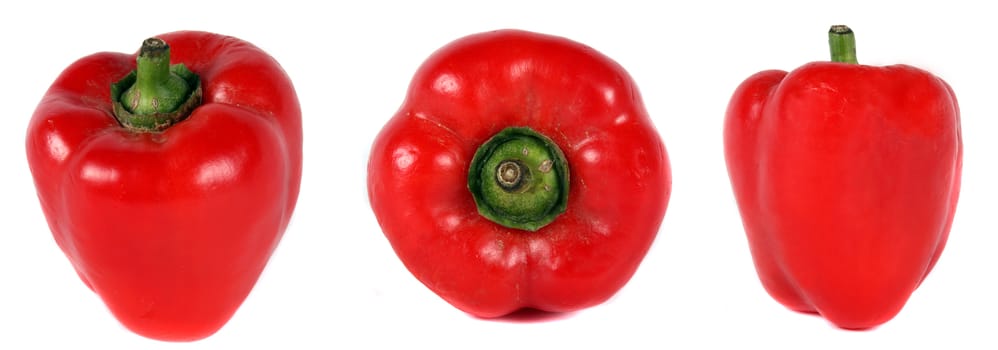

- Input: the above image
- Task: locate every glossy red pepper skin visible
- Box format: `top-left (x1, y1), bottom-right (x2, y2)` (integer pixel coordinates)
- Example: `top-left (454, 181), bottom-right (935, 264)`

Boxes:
top-left (725, 63), bottom-right (962, 329)
top-left (368, 29), bottom-right (671, 317)
top-left (25, 31), bottom-right (302, 341)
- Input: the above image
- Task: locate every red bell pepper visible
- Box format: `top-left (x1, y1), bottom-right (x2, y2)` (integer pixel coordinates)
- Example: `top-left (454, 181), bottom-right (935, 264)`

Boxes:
top-left (25, 32), bottom-right (302, 341)
top-left (367, 29), bottom-right (671, 317)
top-left (724, 25), bottom-right (962, 329)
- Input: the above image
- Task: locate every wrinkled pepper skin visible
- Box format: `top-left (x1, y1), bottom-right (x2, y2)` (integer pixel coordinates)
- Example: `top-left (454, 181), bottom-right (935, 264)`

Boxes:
top-left (724, 60), bottom-right (962, 328)
top-left (368, 29), bottom-right (671, 317)
top-left (25, 31), bottom-right (302, 341)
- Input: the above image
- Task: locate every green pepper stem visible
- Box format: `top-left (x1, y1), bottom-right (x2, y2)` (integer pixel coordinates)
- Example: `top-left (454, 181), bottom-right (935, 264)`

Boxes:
top-left (828, 25), bottom-right (859, 64)
top-left (468, 127), bottom-right (569, 232)
top-left (111, 38), bottom-right (202, 132)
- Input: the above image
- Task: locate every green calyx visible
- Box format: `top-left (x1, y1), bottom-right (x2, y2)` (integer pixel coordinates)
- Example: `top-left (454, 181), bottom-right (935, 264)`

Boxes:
top-left (468, 127), bottom-right (570, 232)
top-left (111, 37), bottom-right (202, 132)
top-left (828, 25), bottom-right (859, 64)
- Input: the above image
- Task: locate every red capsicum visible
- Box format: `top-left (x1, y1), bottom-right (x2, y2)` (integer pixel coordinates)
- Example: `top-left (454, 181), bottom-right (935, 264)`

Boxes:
top-left (25, 32), bottom-right (302, 341)
top-left (367, 29), bottom-right (671, 317)
top-left (724, 26), bottom-right (962, 329)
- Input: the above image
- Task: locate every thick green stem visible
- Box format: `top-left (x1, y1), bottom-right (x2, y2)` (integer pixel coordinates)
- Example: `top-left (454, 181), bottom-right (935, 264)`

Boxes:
top-left (111, 38), bottom-right (201, 132)
top-left (468, 127), bottom-right (569, 232)
top-left (828, 25), bottom-right (858, 64)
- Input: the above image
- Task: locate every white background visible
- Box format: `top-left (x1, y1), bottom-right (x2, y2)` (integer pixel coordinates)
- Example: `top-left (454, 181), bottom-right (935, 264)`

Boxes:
top-left (2, 0), bottom-right (995, 348)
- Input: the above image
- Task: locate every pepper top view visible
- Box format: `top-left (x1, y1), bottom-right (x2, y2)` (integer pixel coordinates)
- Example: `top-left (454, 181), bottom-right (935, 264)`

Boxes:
top-left (367, 29), bottom-right (672, 318)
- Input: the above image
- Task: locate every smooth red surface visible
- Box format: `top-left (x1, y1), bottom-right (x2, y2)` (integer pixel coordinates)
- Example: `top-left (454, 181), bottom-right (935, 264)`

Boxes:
top-left (25, 31), bottom-right (302, 341)
top-left (368, 29), bottom-right (671, 317)
top-left (724, 62), bottom-right (962, 329)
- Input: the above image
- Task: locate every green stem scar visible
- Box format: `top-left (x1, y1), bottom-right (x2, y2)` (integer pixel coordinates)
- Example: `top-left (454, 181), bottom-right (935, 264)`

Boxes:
top-left (468, 127), bottom-right (570, 231)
